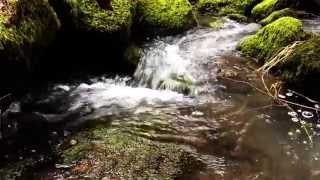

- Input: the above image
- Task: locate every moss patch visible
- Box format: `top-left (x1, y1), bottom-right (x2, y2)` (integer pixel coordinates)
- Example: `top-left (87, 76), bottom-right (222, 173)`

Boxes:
top-left (196, 0), bottom-right (255, 16)
top-left (259, 8), bottom-right (296, 26)
top-left (60, 126), bottom-right (203, 179)
top-left (251, 0), bottom-right (280, 19)
top-left (279, 35), bottom-right (320, 83)
top-left (238, 17), bottom-right (305, 63)
top-left (64, 0), bottom-right (134, 34)
top-left (135, 0), bottom-right (196, 36)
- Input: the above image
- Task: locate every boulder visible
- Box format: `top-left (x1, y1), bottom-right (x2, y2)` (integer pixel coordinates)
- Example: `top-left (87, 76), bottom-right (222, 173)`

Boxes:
top-left (196, 0), bottom-right (255, 16)
top-left (238, 17), bottom-right (306, 63)
top-left (135, 0), bottom-right (196, 36)
top-left (0, 0), bottom-right (60, 77)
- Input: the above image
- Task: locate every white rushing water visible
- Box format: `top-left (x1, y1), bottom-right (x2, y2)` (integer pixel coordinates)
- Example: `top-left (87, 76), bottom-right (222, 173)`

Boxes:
top-left (135, 20), bottom-right (260, 90)
top-left (43, 20), bottom-right (260, 117)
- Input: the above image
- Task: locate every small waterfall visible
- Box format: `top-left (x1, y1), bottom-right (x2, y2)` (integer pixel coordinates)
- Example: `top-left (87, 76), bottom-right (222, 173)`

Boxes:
top-left (16, 19), bottom-right (260, 121)
top-left (134, 19), bottom-right (260, 93)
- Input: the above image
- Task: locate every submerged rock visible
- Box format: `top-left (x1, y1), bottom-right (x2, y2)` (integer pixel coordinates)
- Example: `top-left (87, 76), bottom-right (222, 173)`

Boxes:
top-left (135, 0), bottom-right (196, 36)
top-left (60, 126), bottom-right (203, 179)
top-left (159, 74), bottom-right (196, 95)
top-left (238, 17), bottom-right (306, 63)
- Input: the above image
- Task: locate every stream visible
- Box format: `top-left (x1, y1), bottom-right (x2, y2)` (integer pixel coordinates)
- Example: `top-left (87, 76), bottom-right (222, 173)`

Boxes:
top-left (1, 18), bottom-right (320, 179)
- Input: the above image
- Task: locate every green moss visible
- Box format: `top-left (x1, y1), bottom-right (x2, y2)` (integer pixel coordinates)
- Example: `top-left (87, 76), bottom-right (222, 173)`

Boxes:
top-left (238, 17), bottom-right (305, 63)
top-left (259, 8), bottom-right (296, 26)
top-left (0, 0), bottom-right (60, 64)
top-left (136, 0), bottom-right (196, 35)
top-left (61, 126), bottom-right (203, 179)
top-left (251, 0), bottom-right (279, 19)
top-left (197, 0), bottom-right (254, 16)
top-left (65, 0), bottom-right (134, 33)
top-left (279, 35), bottom-right (320, 83)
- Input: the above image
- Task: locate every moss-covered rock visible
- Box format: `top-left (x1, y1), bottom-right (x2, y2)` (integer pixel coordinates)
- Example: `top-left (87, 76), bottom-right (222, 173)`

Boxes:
top-left (238, 17), bottom-right (306, 63)
top-left (123, 44), bottom-right (142, 66)
top-left (251, 0), bottom-right (280, 19)
top-left (196, 0), bottom-right (255, 16)
top-left (60, 126), bottom-right (203, 179)
top-left (135, 0), bottom-right (196, 36)
top-left (279, 35), bottom-right (320, 83)
top-left (159, 74), bottom-right (196, 95)
top-left (62, 0), bottom-right (134, 35)
top-left (259, 8), bottom-right (296, 26)
top-left (0, 0), bottom-right (60, 68)
top-left (197, 16), bottom-right (226, 28)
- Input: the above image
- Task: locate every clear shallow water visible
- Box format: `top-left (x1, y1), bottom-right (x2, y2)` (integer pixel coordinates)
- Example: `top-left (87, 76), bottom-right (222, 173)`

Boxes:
top-left (1, 19), bottom-right (320, 179)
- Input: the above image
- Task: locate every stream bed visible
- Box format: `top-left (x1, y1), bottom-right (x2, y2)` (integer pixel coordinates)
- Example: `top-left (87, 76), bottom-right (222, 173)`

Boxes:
top-left (1, 19), bottom-right (320, 179)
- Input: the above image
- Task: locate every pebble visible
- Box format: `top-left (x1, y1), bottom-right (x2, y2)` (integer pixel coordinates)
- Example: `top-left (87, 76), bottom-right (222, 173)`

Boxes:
top-left (296, 129), bottom-right (301, 133)
top-left (70, 139), bottom-right (77, 146)
top-left (278, 94), bottom-right (286, 99)
top-left (56, 85), bottom-right (71, 92)
top-left (55, 164), bottom-right (72, 169)
top-left (288, 132), bottom-right (294, 136)
top-left (286, 92), bottom-right (293, 97)
top-left (288, 111), bottom-right (298, 117)
top-left (191, 111), bottom-right (204, 117)
top-left (291, 117), bottom-right (299, 122)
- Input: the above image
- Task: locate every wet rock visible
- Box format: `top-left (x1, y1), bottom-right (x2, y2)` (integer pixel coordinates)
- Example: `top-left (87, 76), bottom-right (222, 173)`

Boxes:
top-left (123, 44), bottom-right (143, 67)
top-left (158, 74), bottom-right (196, 95)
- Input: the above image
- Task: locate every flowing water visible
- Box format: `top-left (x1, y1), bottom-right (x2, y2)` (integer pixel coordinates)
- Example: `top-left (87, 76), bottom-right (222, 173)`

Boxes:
top-left (302, 13), bottom-right (320, 32)
top-left (1, 19), bottom-right (320, 179)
